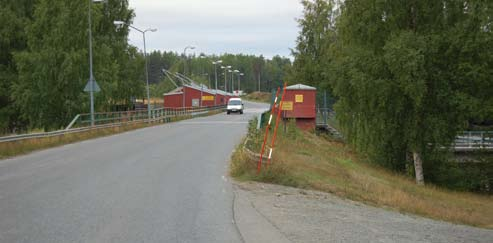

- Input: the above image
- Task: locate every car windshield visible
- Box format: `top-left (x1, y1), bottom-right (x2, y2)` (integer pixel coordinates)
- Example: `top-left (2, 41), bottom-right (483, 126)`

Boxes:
top-left (228, 100), bottom-right (241, 105)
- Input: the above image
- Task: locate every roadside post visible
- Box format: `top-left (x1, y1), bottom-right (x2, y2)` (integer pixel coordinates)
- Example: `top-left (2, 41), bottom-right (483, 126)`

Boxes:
top-left (258, 87), bottom-right (281, 174)
top-left (267, 82), bottom-right (287, 165)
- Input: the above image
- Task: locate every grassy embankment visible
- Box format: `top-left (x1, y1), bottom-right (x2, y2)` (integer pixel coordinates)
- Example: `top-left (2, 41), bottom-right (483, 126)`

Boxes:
top-left (0, 109), bottom-right (222, 159)
top-left (242, 91), bottom-right (271, 103)
top-left (231, 120), bottom-right (493, 229)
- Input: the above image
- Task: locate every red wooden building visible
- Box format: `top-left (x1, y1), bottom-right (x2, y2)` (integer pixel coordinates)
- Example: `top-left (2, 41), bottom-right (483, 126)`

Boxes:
top-left (163, 85), bottom-right (233, 108)
top-left (280, 84), bottom-right (317, 130)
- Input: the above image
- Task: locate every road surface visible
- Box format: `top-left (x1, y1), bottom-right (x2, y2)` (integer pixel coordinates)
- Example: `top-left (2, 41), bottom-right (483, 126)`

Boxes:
top-left (0, 101), bottom-right (268, 243)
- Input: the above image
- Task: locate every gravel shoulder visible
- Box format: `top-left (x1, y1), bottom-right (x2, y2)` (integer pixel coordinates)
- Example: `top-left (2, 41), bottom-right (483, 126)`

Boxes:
top-left (233, 181), bottom-right (493, 243)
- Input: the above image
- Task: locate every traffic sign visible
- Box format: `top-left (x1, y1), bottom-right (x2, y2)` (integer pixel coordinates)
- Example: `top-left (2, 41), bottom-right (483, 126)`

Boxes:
top-left (84, 80), bottom-right (101, 92)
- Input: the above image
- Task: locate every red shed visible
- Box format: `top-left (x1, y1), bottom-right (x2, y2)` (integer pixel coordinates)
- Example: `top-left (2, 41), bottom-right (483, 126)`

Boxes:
top-left (281, 84), bottom-right (317, 130)
top-left (164, 85), bottom-right (231, 108)
top-left (215, 90), bottom-right (230, 105)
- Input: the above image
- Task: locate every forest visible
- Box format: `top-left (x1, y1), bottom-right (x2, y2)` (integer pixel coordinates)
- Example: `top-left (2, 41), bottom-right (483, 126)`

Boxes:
top-left (290, 0), bottom-right (493, 190)
top-left (0, 0), bottom-right (292, 133)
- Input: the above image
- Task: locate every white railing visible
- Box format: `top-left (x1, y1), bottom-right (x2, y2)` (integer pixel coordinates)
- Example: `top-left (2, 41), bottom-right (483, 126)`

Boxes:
top-left (454, 131), bottom-right (493, 151)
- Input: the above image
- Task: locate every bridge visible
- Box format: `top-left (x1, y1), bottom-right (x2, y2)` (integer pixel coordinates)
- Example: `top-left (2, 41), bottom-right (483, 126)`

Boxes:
top-left (315, 108), bottom-right (493, 152)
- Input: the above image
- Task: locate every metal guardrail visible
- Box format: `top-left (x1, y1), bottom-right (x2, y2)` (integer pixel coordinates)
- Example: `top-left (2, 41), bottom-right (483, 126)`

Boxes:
top-left (0, 105), bottom-right (226, 143)
top-left (73, 105), bottom-right (225, 127)
top-left (454, 131), bottom-right (493, 151)
top-left (315, 109), bottom-right (491, 151)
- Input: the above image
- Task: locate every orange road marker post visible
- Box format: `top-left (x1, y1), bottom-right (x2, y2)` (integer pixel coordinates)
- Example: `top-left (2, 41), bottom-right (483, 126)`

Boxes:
top-left (267, 82), bottom-right (287, 165)
top-left (258, 87), bottom-right (281, 174)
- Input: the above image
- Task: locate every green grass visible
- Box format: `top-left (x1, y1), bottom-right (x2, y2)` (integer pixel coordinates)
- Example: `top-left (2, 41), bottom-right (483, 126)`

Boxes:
top-left (231, 122), bottom-right (493, 229)
top-left (242, 91), bottom-right (271, 103)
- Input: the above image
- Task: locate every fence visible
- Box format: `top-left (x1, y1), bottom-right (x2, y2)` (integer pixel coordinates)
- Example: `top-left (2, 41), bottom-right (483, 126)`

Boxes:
top-left (316, 108), bottom-right (336, 126)
top-left (454, 131), bottom-right (493, 151)
top-left (0, 105), bottom-right (226, 143)
top-left (70, 105), bottom-right (225, 128)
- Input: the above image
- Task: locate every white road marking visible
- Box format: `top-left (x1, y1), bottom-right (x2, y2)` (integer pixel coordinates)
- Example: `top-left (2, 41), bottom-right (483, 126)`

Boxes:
top-left (179, 121), bottom-right (248, 125)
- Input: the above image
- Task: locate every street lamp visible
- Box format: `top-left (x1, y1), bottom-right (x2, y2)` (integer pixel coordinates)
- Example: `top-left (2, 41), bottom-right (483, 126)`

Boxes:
top-left (212, 60), bottom-right (222, 105)
top-left (87, 0), bottom-right (107, 126)
top-left (221, 65), bottom-right (231, 93)
top-left (183, 46), bottom-right (196, 76)
top-left (114, 20), bottom-right (156, 122)
top-left (232, 70), bottom-right (239, 93)
top-left (238, 73), bottom-right (244, 95)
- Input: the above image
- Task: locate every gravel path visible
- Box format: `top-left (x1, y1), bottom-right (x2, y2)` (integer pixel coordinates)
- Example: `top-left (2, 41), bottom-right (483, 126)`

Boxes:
top-left (233, 181), bottom-right (493, 243)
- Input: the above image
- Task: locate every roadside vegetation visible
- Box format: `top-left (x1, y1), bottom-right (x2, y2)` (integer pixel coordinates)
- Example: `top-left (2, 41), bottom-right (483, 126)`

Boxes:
top-left (1, 1), bottom-right (291, 135)
top-left (287, 0), bottom-right (493, 186)
top-left (0, 123), bottom-right (149, 159)
top-left (242, 92), bottom-right (272, 103)
top-left (231, 120), bottom-right (493, 229)
top-left (0, 109), bottom-right (223, 159)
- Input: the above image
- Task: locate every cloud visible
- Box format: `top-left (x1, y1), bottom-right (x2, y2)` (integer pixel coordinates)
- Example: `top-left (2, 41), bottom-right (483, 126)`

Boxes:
top-left (128, 0), bottom-right (303, 58)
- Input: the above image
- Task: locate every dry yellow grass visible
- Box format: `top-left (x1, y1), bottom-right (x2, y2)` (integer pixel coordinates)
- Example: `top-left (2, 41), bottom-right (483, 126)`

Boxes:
top-left (0, 123), bottom-right (149, 159)
top-left (231, 126), bottom-right (493, 229)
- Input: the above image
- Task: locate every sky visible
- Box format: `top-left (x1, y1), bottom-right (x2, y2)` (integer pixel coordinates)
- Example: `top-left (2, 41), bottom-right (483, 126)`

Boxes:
top-left (127, 0), bottom-right (304, 59)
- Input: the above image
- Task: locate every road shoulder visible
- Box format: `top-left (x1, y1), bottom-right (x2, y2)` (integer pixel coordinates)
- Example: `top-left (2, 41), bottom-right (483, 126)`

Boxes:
top-left (232, 181), bottom-right (493, 243)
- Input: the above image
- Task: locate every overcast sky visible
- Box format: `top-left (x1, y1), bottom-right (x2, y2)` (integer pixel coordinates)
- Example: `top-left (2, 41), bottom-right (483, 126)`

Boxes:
top-left (127, 0), bottom-right (303, 59)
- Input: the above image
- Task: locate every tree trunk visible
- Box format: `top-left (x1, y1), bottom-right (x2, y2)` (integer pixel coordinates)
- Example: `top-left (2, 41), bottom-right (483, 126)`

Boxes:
top-left (413, 151), bottom-right (425, 185)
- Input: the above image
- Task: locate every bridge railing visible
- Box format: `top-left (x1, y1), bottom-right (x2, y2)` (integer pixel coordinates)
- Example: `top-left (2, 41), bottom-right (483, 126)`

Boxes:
top-left (315, 108), bottom-right (336, 126)
top-left (454, 131), bottom-right (493, 150)
top-left (72, 105), bottom-right (226, 128)
top-left (0, 105), bottom-right (226, 143)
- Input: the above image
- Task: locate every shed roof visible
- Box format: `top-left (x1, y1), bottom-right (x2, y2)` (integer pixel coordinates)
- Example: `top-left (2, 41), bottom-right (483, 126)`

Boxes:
top-left (163, 85), bottom-right (234, 96)
top-left (286, 84), bottom-right (317, 90)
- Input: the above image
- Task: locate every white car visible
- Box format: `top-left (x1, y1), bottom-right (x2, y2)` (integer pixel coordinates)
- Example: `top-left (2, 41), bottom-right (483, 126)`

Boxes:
top-left (226, 98), bottom-right (244, 115)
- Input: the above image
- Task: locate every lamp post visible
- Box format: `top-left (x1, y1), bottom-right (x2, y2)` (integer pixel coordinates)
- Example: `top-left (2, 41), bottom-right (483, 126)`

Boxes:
top-left (212, 60), bottom-right (222, 105)
top-left (183, 46), bottom-right (196, 76)
top-left (221, 65), bottom-right (231, 93)
top-left (238, 73), bottom-right (244, 95)
top-left (232, 70), bottom-right (239, 94)
top-left (87, 0), bottom-right (106, 126)
top-left (228, 70), bottom-right (233, 93)
top-left (114, 21), bottom-right (156, 122)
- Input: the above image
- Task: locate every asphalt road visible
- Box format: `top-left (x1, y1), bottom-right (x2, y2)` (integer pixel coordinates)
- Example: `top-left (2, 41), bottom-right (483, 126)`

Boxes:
top-left (0, 101), bottom-right (269, 243)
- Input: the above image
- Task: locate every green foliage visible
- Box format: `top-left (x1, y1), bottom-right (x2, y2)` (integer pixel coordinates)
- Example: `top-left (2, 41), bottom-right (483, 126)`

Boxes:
top-left (289, 0), bottom-right (337, 90)
top-left (331, 0), bottom-right (493, 173)
top-left (0, 0), bottom-right (292, 133)
top-left (8, 0), bottom-right (143, 131)
top-left (0, 0), bottom-right (35, 133)
top-left (291, 0), bottom-right (493, 187)
top-left (424, 152), bottom-right (493, 193)
top-left (149, 80), bottom-right (176, 98)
